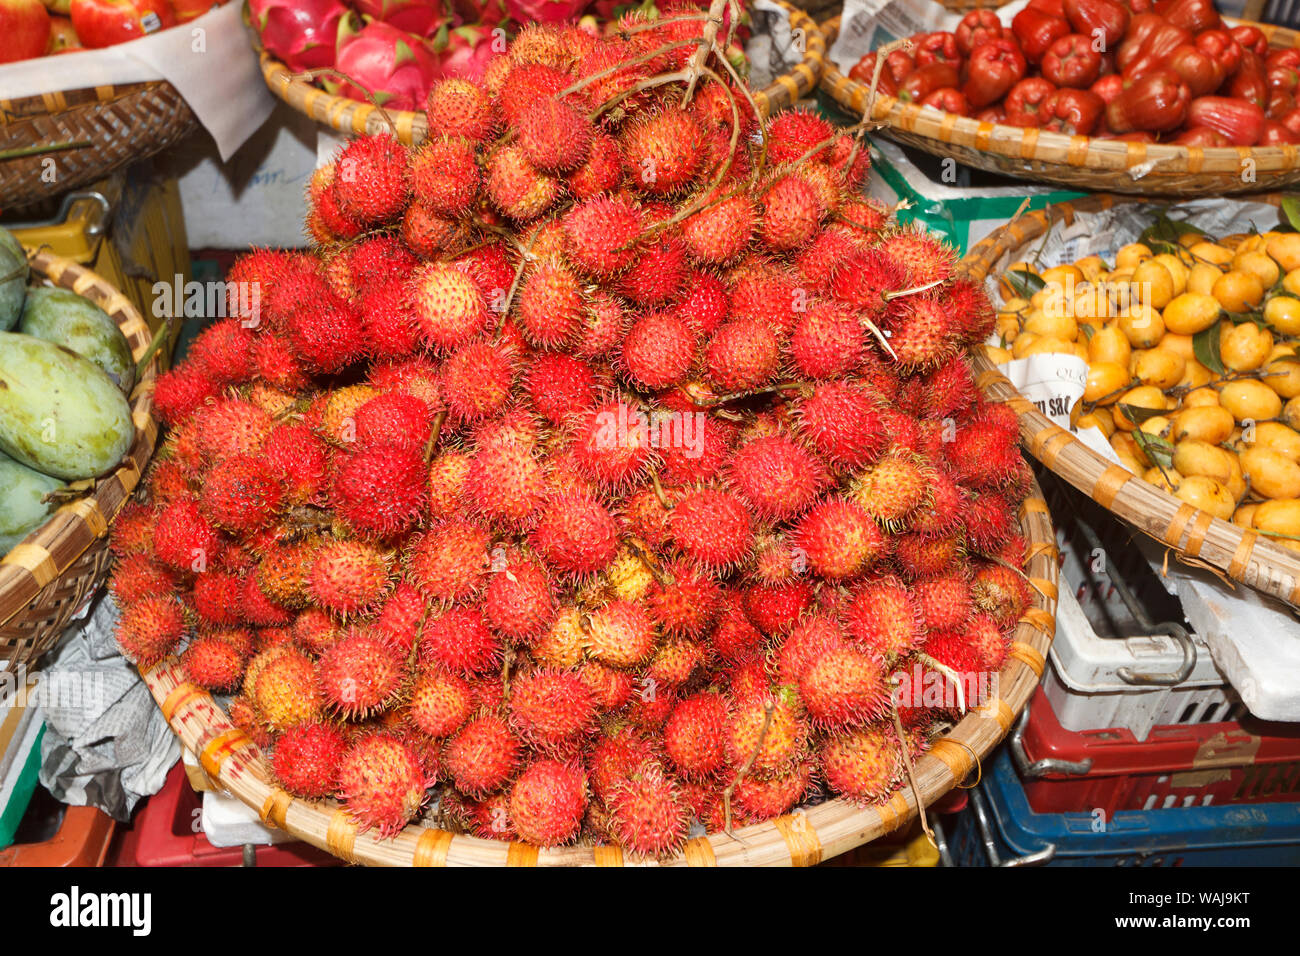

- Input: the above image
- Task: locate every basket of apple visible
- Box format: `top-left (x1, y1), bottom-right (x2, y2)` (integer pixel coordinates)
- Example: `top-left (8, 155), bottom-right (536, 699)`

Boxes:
top-left (0, 0), bottom-right (240, 208)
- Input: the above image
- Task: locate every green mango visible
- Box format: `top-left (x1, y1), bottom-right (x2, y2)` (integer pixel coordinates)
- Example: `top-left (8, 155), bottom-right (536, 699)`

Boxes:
top-left (0, 449), bottom-right (62, 556)
top-left (19, 287), bottom-right (135, 393)
top-left (0, 333), bottom-right (134, 480)
top-left (0, 229), bottom-right (26, 333)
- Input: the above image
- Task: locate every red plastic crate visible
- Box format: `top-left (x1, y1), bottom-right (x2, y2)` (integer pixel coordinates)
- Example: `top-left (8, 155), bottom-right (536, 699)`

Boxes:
top-left (1018, 686), bottom-right (1300, 815)
top-left (113, 762), bottom-right (339, 867)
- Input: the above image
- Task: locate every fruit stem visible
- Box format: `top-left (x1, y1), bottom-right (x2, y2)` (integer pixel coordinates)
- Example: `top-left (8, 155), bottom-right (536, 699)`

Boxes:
top-left (649, 469), bottom-right (675, 510)
top-left (626, 536), bottom-right (675, 586)
top-left (134, 316), bottom-right (175, 382)
top-left (498, 222), bottom-right (546, 322)
top-left (708, 42), bottom-right (767, 183)
top-left (588, 70), bottom-right (690, 123)
top-left (722, 697), bottom-right (774, 837)
top-left (681, 0), bottom-right (729, 104)
top-left (560, 41), bottom-right (696, 103)
top-left (916, 652), bottom-right (966, 714)
top-left (424, 410), bottom-right (448, 463)
top-left (861, 317), bottom-right (899, 362)
top-left (681, 380), bottom-right (807, 406)
top-left (882, 278), bottom-right (946, 302)
top-left (890, 703), bottom-right (935, 849)
top-left (0, 140), bottom-right (92, 161)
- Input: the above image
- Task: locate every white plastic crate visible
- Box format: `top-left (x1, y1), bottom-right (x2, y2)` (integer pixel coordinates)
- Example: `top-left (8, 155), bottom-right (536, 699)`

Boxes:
top-left (1047, 565), bottom-right (1237, 742)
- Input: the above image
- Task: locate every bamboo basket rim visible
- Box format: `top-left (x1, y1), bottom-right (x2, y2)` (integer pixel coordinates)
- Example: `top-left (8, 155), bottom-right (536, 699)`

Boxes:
top-left (257, 0), bottom-right (827, 143)
top-left (141, 477), bottom-right (1057, 865)
top-left (0, 250), bottom-right (161, 649)
top-left (817, 15), bottom-right (1300, 191)
top-left (0, 80), bottom-right (197, 210)
top-left (959, 191), bottom-right (1300, 611)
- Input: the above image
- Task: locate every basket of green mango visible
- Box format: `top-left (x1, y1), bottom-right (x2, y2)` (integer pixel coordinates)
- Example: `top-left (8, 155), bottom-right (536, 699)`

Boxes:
top-left (0, 227), bottom-right (160, 670)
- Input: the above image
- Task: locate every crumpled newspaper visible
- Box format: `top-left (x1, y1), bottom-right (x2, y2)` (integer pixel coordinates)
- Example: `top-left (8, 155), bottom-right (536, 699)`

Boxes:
top-left (35, 593), bottom-right (178, 823)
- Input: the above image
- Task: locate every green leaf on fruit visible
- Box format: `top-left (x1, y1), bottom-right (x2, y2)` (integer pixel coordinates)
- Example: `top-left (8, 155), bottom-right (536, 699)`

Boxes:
top-left (1003, 269), bottom-right (1045, 298)
top-left (1132, 429), bottom-right (1175, 470)
top-left (1079, 323), bottom-right (1095, 340)
top-left (1117, 403), bottom-right (1167, 426)
top-left (1141, 211), bottom-right (1207, 256)
top-left (1281, 195), bottom-right (1300, 233)
top-left (1193, 323), bottom-right (1226, 375)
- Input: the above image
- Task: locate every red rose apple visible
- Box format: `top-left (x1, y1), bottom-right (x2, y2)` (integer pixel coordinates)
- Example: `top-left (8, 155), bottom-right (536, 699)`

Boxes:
top-left (69, 0), bottom-right (174, 48)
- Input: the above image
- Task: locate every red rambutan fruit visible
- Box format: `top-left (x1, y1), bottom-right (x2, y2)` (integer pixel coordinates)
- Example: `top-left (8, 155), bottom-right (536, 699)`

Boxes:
top-left (307, 540), bottom-right (394, 617)
top-left (420, 605), bottom-right (500, 676)
top-left (793, 498), bottom-right (885, 580)
top-left (819, 724), bottom-right (903, 805)
top-left (339, 732), bottom-right (431, 836)
top-left (508, 668), bottom-right (597, 755)
top-left (509, 759), bottom-right (588, 847)
top-left (486, 143), bottom-right (559, 220)
top-left (742, 580), bottom-right (814, 636)
top-left (152, 499), bottom-right (221, 572)
top-left (667, 487), bottom-right (753, 571)
top-left (799, 645), bottom-right (889, 731)
top-left (524, 353), bottom-right (599, 426)
top-left (606, 764), bottom-right (688, 857)
top-left (332, 444), bottom-right (428, 538)
top-left (332, 134), bottom-right (410, 226)
top-left (645, 559), bottom-right (722, 638)
top-left (410, 135), bottom-right (480, 216)
top-left (426, 78), bottom-right (498, 142)
top-left (726, 434), bottom-right (829, 522)
top-left (483, 552), bottom-right (555, 641)
top-left (318, 630), bottom-right (407, 718)
top-left (703, 318), bottom-right (781, 393)
top-left (881, 227), bottom-right (955, 287)
top-left (407, 669), bottom-right (474, 739)
top-left (681, 190), bottom-right (754, 265)
top-left (408, 261), bottom-right (491, 352)
top-left (198, 455), bottom-right (282, 534)
top-left (619, 311), bottom-right (698, 389)
top-left (272, 721), bottom-right (347, 799)
top-left (566, 130), bottom-right (623, 198)
top-left (406, 520), bottom-right (491, 604)
top-left (663, 692), bottom-right (729, 780)
top-left (111, 555), bottom-right (177, 609)
top-left (443, 714), bottom-right (522, 797)
top-left (845, 577), bottom-right (925, 662)
top-left (116, 595), bottom-right (185, 666)
top-left (760, 174), bottom-right (824, 252)
top-left (440, 340), bottom-right (515, 424)
top-left (915, 572), bottom-right (975, 631)
top-left (794, 381), bottom-right (890, 471)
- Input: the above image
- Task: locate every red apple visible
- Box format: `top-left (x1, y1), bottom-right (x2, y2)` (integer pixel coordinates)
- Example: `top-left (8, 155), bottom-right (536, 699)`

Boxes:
top-left (168, 0), bottom-right (215, 23)
top-left (46, 12), bottom-right (79, 50)
top-left (69, 0), bottom-right (174, 48)
top-left (0, 0), bottom-right (52, 64)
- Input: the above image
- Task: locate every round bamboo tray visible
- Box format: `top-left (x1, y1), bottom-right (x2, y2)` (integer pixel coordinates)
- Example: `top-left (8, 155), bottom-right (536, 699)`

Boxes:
top-left (961, 192), bottom-right (1300, 610)
top-left (140, 469), bottom-right (1057, 867)
top-left (819, 16), bottom-right (1300, 197)
top-left (0, 251), bottom-right (160, 669)
top-left (258, 0), bottom-right (827, 143)
top-left (0, 82), bottom-right (197, 210)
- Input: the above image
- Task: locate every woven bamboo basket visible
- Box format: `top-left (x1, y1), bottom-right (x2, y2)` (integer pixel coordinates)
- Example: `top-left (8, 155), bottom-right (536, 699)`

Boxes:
top-left (139, 467), bottom-right (1057, 866)
top-left (961, 192), bottom-right (1300, 611)
top-left (258, 0), bottom-right (827, 143)
top-left (0, 82), bottom-right (197, 210)
top-left (0, 251), bottom-right (160, 669)
top-left (819, 16), bottom-right (1300, 196)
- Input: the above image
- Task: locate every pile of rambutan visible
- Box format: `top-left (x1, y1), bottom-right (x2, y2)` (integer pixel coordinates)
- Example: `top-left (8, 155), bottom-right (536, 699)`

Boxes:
top-left (111, 14), bottom-right (1035, 857)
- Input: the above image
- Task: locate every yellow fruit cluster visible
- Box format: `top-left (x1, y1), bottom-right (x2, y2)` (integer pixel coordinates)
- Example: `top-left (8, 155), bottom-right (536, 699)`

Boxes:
top-left (987, 230), bottom-right (1300, 552)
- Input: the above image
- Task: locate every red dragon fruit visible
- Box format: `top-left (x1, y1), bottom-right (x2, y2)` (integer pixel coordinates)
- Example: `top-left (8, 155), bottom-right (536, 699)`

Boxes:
top-left (435, 25), bottom-right (505, 81)
top-left (353, 0), bottom-right (445, 38)
top-left (451, 0), bottom-right (507, 27)
top-left (329, 12), bottom-right (441, 111)
top-left (503, 0), bottom-right (588, 24)
top-left (250, 0), bottom-right (346, 72)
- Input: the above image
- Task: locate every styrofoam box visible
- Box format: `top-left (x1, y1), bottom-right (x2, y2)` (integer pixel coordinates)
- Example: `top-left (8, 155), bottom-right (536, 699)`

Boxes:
top-left (200, 788), bottom-right (294, 848)
top-left (1047, 567), bottom-right (1236, 742)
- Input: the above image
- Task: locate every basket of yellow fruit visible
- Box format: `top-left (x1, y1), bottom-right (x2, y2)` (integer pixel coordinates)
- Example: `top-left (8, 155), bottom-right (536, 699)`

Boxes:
top-left (961, 193), bottom-right (1300, 610)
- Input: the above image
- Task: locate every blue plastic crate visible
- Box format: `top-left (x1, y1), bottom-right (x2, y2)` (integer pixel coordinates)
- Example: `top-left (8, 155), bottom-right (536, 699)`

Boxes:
top-left (951, 748), bottom-right (1300, 866)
